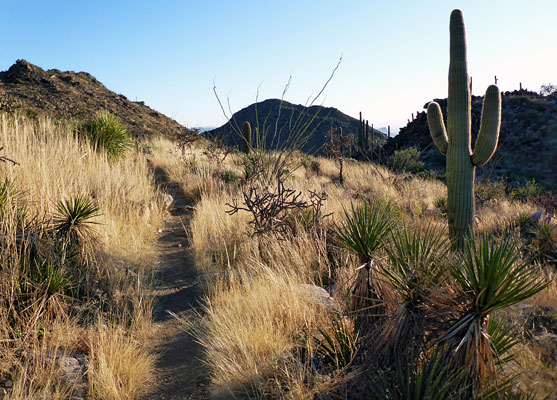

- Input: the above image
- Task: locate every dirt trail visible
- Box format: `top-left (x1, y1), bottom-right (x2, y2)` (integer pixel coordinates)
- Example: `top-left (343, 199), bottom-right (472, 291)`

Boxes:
top-left (142, 166), bottom-right (209, 400)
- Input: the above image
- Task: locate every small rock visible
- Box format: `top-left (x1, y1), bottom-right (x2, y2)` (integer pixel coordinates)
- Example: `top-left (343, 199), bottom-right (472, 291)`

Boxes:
top-left (297, 284), bottom-right (341, 311)
top-left (531, 210), bottom-right (544, 222)
top-left (56, 353), bottom-right (88, 399)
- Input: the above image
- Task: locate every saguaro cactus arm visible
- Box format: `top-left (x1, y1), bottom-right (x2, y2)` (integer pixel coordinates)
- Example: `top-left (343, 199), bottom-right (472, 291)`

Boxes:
top-left (471, 85), bottom-right (501, 166)
top-left (427, 101), bottom-right (449, 155)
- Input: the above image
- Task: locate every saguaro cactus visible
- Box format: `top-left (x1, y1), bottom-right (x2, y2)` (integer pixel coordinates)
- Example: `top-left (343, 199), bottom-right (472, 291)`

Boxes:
top-left (427, 9), bottom-right (501, 250)
top-left (242, 121), bottom-right (252, 154)
top-left (354, 112), bottom-right (372, 158)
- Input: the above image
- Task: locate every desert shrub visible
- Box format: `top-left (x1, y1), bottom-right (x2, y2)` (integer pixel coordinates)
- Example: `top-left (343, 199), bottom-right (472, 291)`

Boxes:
top-left (0, 90), bottom-right (21, 114)
top-left (76, 113), bottom-right (133, 160)
top-left (324, 127), bottom-right (353, 185)
top-left (475, 179), bottom-right (508, 206)
top-left (518, 109), bottom-right (542, 125)
top-left (387, 147), bottom-right (424, 173)
top-left (530, 192), bottom-right (557, 215)
top-left (301, 155), bottom-right (321, 176)
top-left (434, 196), bottom-right (447, 215)
top-left (511, 179), bottom-right (545, 201)
top-left (227, 179), bottom-right (328, 238)
top-left (218, 169), bottom-right (240, 185)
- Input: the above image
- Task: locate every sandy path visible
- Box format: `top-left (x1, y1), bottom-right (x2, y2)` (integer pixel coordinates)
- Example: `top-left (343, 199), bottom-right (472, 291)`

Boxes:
top-left (142, 166), bottom-right (209, 400)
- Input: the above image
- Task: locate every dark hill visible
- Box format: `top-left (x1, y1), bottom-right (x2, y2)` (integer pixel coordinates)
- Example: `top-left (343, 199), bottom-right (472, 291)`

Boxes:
top-left (0, 59), bottom-right (192, 137)
top-left (207, 99), bottom-right (386, 155)
top-left (384, 90), bottom-right (557, 191)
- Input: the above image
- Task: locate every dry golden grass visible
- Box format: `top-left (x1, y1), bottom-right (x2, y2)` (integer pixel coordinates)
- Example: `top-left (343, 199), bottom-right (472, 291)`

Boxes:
top-left (88, 324), bottom-right (156, 400)
top-left (196, 265), bottom-right (335, 398)
top-left (0, 114), bottom-right (164, 267)
top-left (0, 114), bottom-right (163, 399)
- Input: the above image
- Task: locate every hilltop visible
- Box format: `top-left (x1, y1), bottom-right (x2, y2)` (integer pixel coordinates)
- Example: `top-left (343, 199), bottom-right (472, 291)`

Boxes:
top-left (385, 89), bottom-right (557, 191)
top-left (207, 98), bottom-right (387, 154)
top-left (0, 59), bottom-right (192, 138)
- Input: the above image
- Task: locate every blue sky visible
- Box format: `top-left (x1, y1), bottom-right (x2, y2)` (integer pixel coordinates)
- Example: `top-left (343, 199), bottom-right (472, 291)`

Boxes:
top-left (1, 1), bottom-right (556, 132)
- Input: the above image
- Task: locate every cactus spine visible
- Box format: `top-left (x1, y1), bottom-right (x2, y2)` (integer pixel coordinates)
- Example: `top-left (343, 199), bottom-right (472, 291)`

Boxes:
top-left (427, 9), bottom-right (501, 250)
top-left (242, 121), bottom-right (252, 154)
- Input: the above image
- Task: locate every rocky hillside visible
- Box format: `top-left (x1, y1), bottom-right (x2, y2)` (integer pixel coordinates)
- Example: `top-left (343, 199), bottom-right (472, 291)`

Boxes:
top-left (0, 59), bottom-right (192, 138)
top-left (207, 99), bottom-right (386, 155)
top-left (385, 89), bottom-right (557, 191)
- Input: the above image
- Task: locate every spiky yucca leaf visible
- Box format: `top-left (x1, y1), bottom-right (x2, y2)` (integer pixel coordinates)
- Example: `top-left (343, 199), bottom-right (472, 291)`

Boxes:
top-left (76, 113), bottom-right (133, 160)
top-left (54, 195), bottom-right (101, 245)
top-left (373, 352), bottom-right (466, 400)
top-left (32, 260), bottom-right (71, 297)
top-left (455, 236), bottom-right (548, 314)
top-left (377, 224), bottom-right (451, 362)
top-left (383, 223), bottom-right (449, 302)
top-left (316, 318), bottom-right (358, 369)
top-left (481, 375), bottom-right (538, 400)
top-left (438, 236), bottom-right (548, 388)
top-left (333, 201), bottom-right (396, 263)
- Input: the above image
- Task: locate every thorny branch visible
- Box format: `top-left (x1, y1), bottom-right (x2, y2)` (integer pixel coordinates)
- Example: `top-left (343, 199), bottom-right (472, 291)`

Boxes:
top-left (0, 146), bottom-right (18, 165)
top-left (226, 179), bottom-right (330, 238)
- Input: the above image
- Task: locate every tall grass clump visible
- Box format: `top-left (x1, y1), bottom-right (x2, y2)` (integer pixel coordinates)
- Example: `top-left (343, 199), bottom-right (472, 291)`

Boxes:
top-left (76, 112), bottom-right (134, 160)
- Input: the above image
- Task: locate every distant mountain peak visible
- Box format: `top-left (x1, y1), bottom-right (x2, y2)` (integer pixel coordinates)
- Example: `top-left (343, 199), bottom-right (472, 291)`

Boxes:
top-left (0, 60), bottom-right (192, 138)
top-left (208, 98), bottom-right (386, 155)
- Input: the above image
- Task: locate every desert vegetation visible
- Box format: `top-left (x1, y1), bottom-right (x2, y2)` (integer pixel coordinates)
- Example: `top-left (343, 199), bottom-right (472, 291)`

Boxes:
top-left (170, 131), bottom-right (555, 399)
top-left (0, 96), bottom-right (555, 399)
top-left (0, 113), bottom-right (164, 399)
top-left (0, 7), bottom-right (555, 400)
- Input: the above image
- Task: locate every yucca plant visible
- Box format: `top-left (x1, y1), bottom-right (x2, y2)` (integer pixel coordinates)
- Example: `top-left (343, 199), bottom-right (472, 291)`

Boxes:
top-left (31, 259), bottom-right (71, 298)
top-left (54, 195), bottom-right (101, 262)
top-left (530, 222), bottom-right (557, 265)
top-left (379, 223), bottom-right (451, 362)
top-left (316, 317), bottom-right (359, 370)
top-left (437, 235), bottom-right (549, 394)
top-left (76, 112), bottom-right (133, 160)
top-left (334, 202), bottom-right (396, 262)
top-left (371, 351), bottom-right (466, 400)
top-left (333, 201), bottom-right (397, 328)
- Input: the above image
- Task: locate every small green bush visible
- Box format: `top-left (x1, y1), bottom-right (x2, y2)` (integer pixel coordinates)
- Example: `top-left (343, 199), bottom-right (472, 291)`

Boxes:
top-left (76, 113), bottom-right (133, 160)
top-left (387, 147), bottom-right (424, 173)
top-left (475, 179), bottom-right (508, 206)
top-left (219, 170), bottom-right (239, 184)
top-left (511, 179), bottom-right (544, 201)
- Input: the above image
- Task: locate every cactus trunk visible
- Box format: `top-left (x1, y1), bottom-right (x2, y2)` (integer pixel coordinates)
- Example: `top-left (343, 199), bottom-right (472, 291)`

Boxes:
top-left (446, 9), bottom-right (474, 250)
top-left (242, 121), bottom-right (252, 154)
top-left (427, 9), bottom-right (501, 250)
